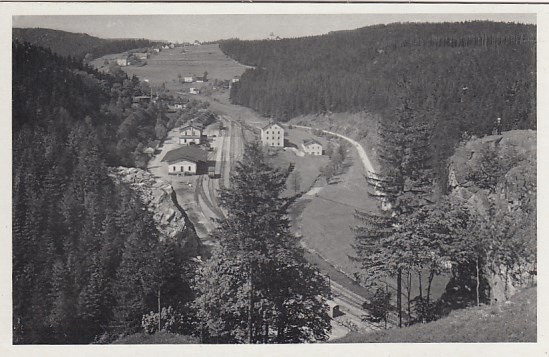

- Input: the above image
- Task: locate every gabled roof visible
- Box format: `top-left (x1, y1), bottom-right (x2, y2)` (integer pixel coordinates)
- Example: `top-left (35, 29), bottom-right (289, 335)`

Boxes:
top-left (161, 146), bottom-right (208, 164)
top-left (303, 139), bottom-right (322, 147)
top-left (262, 122), bottom-right (283, 130)
top-left (181, 122), bottom-right (204, 130)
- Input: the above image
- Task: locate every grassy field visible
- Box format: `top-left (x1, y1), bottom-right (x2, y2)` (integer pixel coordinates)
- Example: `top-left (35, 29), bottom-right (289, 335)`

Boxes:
top-left (297, 145), bottom-right (376, 276)
top-left (334, 286), bottom-right (537, 343)
top-left (92, 44), bottom-right (249, 90)
top-left (266, 126), bottom-right (332, 197)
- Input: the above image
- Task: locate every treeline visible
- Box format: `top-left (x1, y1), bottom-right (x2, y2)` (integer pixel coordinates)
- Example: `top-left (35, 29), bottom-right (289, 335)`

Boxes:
top-left (221, 21), bottom-right (536, 186)
top-left (13, 27), bottom-right (163, 61)
top-left (13, 42), bottom-right (196, 343)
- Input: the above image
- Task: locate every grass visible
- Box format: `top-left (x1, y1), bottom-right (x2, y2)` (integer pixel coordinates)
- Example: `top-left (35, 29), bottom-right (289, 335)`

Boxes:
top-left (291, 111), bottom-right (382, 171)
top-left (265, 127), bottom-right (331, 197)
top-left (113, 331), bottom-right (199, 344)
top-left (334, 287), bottom-right (536, 343)
top-left (297, 144), bottom-right (377, 276)
top-left (92, 44), bottom-right (248, 89)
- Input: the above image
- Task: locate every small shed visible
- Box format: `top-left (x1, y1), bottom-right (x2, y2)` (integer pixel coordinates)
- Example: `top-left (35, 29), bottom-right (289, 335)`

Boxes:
top-left (326, 300), bottom-right (341, 318)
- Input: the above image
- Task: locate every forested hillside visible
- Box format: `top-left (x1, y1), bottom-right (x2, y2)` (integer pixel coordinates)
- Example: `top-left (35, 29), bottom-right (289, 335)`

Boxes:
top-left (13, 27), bottom-right (162, 61)
top-left (12, 42), bottom-right (196, 343)
top-left (221, 21), bottom-right (536, 185)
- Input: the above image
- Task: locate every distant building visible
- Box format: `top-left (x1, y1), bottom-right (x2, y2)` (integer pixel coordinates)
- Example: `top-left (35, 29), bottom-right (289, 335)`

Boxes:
top-left (161, 146), bottom-right (208, 175)
top-left (261, 122), bottom-right (284, 147)
top-left (184, 76), bottom-right (194, 83)
top-left (189, 87), bottom-right (200, 95)
top-left (179, 123), bottom-right (203, 145)
top-left (231, 77), bottom-right (240, 83)
top-left (302, 139), bottom-right (323, 156)
top-left (116, 58), bottom-right (128, 66)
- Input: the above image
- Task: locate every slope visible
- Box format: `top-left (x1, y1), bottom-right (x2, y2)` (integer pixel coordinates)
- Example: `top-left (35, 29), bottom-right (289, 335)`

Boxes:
top-left (13, 27), bottom-right (162, 60)
top-left (334, 286), bottom-right (536, 343)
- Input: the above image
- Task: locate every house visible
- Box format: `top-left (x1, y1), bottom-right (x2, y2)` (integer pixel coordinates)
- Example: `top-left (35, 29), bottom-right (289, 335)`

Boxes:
top-left (302, 139), bottom-right (323, 156)
top-left (261, 122), bottom-right (284, 147)
top-left (179, 123), bottom-right (204, 145)
top-left (116, 58), bottom-right (128, 66)
top-left (189, 87), bottom-right (200, 95)
top-left (161, 146), bottom-right (208, 175)
top-left (231, 77), bottom-right (240, 83)
top-left (184, 76), bottom-right (194, 83)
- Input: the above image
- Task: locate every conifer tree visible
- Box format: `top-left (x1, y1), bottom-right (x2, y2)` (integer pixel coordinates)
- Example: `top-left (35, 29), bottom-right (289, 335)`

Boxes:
top-left (193, 142), bottom-right (330, 343)
top-left (354, 91), bottom-right (434, 327)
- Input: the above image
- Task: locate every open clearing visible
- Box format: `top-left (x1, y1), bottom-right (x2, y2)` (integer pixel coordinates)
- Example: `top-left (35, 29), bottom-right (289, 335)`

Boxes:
top-left (92, 44), bottom-right (249, 90)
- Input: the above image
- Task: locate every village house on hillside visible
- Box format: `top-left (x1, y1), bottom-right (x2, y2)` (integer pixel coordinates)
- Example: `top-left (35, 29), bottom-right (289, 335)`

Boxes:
top-left (161, 146), bottom-right (208, 175)
top-left (183, 76), bottom-right (194, 83)
top-left (179, 123), bottom-right (204, 145)
top-left (302, 139), bottom-right (323, 156)
top-left (261, 122), bottom-right (285, 147)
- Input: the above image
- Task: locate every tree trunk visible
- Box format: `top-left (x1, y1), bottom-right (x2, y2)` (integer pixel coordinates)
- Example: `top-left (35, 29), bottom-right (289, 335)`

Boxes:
top-left (427, 267), bottom-right (435, 305)
top-left (248, 266), bottom-right (254, 344)
top-left (397, 268), bottom-right (402, 328)
top-left (157, 289), bottom-right (161, 332)
top-left (406, 271), bottom-right (412, 326)
top-left (476, 257), bottom-right (480, 307)
top-left (263, 308), bottom-right (268, 343)
top-left (418, 273), bottom-right (423, 299)
top-left (384, 283), bottom-right (389, 330)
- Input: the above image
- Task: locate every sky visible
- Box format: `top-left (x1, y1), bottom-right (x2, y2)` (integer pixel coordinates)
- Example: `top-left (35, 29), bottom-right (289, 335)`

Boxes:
top-left (12, 13), bottom-right (536, 43)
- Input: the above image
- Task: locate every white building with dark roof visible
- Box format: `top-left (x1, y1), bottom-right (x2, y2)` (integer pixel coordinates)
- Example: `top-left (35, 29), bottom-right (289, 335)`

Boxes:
top-left (302, 139), bottom-right (323, 156)
top-left (261, 122), bottom-right (284, 147)
top-left (161, 146), bottom-right (208, 175)
top-left (179, 123), bottom-right (204, 145)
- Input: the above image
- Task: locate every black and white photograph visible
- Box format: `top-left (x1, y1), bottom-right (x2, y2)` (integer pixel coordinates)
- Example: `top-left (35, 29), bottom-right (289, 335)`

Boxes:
top-left (4, 2), bottom-right (542, 353)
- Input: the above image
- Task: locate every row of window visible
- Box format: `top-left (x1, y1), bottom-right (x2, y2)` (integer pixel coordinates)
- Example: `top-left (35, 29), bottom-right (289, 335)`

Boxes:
top-left (172, 165), bottom-right (193, 172)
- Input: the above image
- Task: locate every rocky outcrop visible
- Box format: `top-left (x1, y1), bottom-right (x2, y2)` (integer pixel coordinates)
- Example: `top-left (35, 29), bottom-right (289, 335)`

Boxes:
top-left (108, 167), bottom-right (201, 256)
top-left (447, 130), bottom-right (536, 302)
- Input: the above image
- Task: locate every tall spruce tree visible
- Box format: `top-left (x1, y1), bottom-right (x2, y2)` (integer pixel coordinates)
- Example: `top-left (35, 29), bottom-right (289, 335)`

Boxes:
top-left (354, 90), bottom-right (434, 327)
top-left (192, 142), bottom-right (330, 343)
